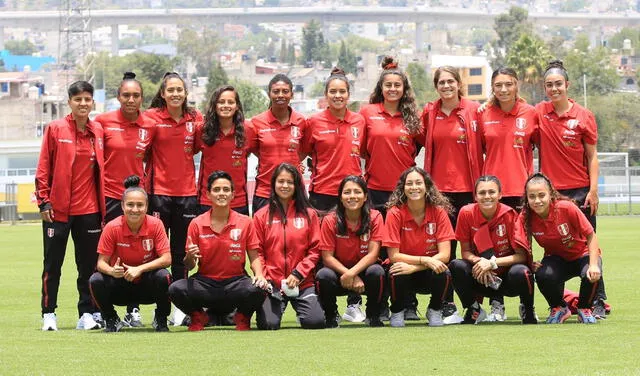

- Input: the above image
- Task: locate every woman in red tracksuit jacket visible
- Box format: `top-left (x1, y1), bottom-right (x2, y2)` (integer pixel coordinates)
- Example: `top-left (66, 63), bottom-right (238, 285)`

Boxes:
top-left (253, 162), bottom-right (325, 329)
top-left (36, 81), bottom-right (106, 332)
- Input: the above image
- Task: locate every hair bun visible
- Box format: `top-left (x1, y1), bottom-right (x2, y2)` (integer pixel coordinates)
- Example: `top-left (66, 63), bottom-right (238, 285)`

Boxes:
top-left (330, 67), bottom-right (346, 76)
top-left (123, 175), bottom-right (141, 189)
top-left (546, 59), bottom-right (565, 71)
top-left (123, 72), bottom-right (137, 80)
top-left (381, 56), bottom-right (398, 70)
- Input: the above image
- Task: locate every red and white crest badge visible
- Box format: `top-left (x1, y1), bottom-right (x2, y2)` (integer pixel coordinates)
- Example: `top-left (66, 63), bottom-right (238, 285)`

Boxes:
top-left (351, 126), bottom-right (359, 139)
top-left (515, 118), bottom-right (527, 130)
top-left (557, 223), bottom-right (570, 236)
top-left (425, 223), bottom-right (436, 235)
top-left (290, 126), bottom-right (300, 138)
top-left (186, 122), bottom-right (194, 133)
top-left (139, 128), bottom-right (148, 141)
top-left (496, 224), bottom-right (506, 237)
top-left (567, 119), bottom-right (579, 130)
top-left (142, 238), bottom-right (154, 252)
top-left (471, 120), bottom-right (478, 132)
top-left (360, 232), bottom-right (370, 242)
top-left (47, 228), bottom-right (55, 238)
top-left (293, 217), bottom-right (305, 229)
top-left (230, 228), bottom-right (242, 241)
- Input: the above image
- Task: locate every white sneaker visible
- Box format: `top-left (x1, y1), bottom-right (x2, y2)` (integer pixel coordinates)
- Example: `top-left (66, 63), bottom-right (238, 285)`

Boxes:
top-left (76, 312), bottom-right (101, 330)
top-left (342, 304), bottom-right (366, 323)
top-left (172, 308), bottom-right (187, 327)
top-left (123, 308), bottom-right (143, 328)
top-left (426, 308), bottom-right (444, 327)
top-left (389, 310), bottom-right (405, 327)
top-left (42, 313), bottom-right (58, 331)
top-left (92, 312), bottom-right (105, 326)
top-left (442, 310), bottom-right (464, 325)
top-left (484, 300), bottom-right (507, 322)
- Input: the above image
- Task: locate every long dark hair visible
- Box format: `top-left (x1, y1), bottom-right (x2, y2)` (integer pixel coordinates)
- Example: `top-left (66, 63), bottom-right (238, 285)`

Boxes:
top-left (386, 166), bottom-right (452, 212)
top-left (202, 85), bottom-right (245, 147)
top-left (148, 72), bottom-right (196, 116)
top-left (520, 172), bottom-right (571, 240)
top-left (335, 175), bottom-right (371, 237)
top-left (369, 56), bottom-right (420, 135)
top-left (268, 163), bottom-right (312, 225)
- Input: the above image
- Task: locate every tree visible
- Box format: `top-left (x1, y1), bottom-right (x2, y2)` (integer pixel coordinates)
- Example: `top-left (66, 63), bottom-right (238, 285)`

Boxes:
top-left (279, 38), bottom-right (287, 63)
top-left (177, 27), bottom-right (221, 77)
top-left (203, 62), bottom-right (229, 108)
top-left (337, 40), bottom-right (357, 75)
top-left (287, 43), bottom-right (296, 66)
top-left (491, 6), bottom-right (533, 66)
top-left (607, 27), bottom-right (640, 50)
top-left (301, 19), bottom-right (329, 65)
top-left (266, 39), bottom-right (276, 60)
top-left (406, 62), bottom-right (438, 107)
top-left (564, 34), bottom-right (618, 97)
top-left (505, 33), bottom-right (551, 103)
top-left (589, 93), bottom-right (640, 152)
top-left (5, 39), bottom-right (37, 55)
top-left (231, 79), bottom-right (269, 118)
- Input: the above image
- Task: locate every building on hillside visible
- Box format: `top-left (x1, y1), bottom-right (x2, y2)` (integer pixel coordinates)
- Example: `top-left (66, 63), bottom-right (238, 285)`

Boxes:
top-left (429, 54), bottom-right (492, 102)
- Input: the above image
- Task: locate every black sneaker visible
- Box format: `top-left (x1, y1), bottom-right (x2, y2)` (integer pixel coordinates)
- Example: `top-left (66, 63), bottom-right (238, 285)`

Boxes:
top-left (325, 316), bottom-right (339, 328)
top-left (153, 316), bottom-right (170, 332)
top-left (592, 298), bottom-right (607, 320)
top-left (379, 305), bottom-right (390, 322)
top-left (104, 316), bottom-right (124, 333)
top-left (462, 303), bottom-right (487, 325)
top-left (521, 306), bottom-right (538, 324)
top-left (404, 307), bottom-right (420, 321)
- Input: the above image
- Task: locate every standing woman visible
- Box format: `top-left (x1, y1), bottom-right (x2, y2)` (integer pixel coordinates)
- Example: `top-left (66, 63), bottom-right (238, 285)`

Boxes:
top-left (383, 167), bottom-right (455, 328)
top-left (197, 85), bottom-right (250, 215)
top-left (535, 60), bottom-right (606, 315)
top-left (449, 175), bottom-right (537, 325)
top-left (520, 173), bottom-right (602, 324)
top-left (253, 163), bottom-right (325, 330)
top-left (316, 175), bottom-right (386, 327)
top-left (421, 66), bottom-right (482, 322)
top-left (145, 72), bottom-right (202, 284)
top-left (360, 56), bottom-right (421, 215)
top-left (36, 81), bottom-right (106, 331)
top-left (479, 67), bottom-right (538, 210)
top-left (247, 74), bottom-right (307, 212)
top-left (96, 72), bottom-right (155, 327)
top-left (89, 176), bottom-right (172, 332)
top-left (302, 67), bottom-right (366, 211)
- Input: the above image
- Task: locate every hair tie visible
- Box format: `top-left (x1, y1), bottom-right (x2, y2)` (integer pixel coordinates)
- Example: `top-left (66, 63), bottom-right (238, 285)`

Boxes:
top-left (384, 62), bottom-right (398, 70)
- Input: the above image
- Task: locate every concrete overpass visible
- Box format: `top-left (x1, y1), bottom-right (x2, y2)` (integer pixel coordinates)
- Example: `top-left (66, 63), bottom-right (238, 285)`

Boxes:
top-left (0, 6), bottom-right (637, 53)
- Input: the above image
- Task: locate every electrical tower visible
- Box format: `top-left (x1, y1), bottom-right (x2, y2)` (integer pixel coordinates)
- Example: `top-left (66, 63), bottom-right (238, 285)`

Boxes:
top-left (58, 0), bottom-right (94, 90)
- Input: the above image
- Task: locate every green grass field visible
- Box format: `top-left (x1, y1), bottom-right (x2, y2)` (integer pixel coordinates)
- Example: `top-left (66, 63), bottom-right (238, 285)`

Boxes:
top-left (1, 217), bottom-right (639, 376)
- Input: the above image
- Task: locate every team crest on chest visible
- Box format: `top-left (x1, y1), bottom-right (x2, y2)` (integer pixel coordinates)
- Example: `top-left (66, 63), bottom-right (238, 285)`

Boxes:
top-left (290, 126), bottom-right (300, 138)
top-left (425, 223), bottom-right (436, 235)
top-left (360, 232), bottom-right (370, 242)
top-left (186, 122), bottom-right (194, 133)
top-left (496, 224), bottom-right (506, 237)
top-left (515, 118), bottom-right (527, 130)
top-left (142, 238), bottom-right (154, 252)
top-left (293, 217), bottom-right (305, 229)
top-left (557, 223), bottom-right (570, 236)
top-left (566, 119), bottom-right (579, 130)
top-left (139, 128), bottom-right (148, 141)
top-left (471, 120), bottom-right (477, 132)
top-left (351, 126), bottom-right (359, 139)
top-left (230, 228), bottom-right (242, 241)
